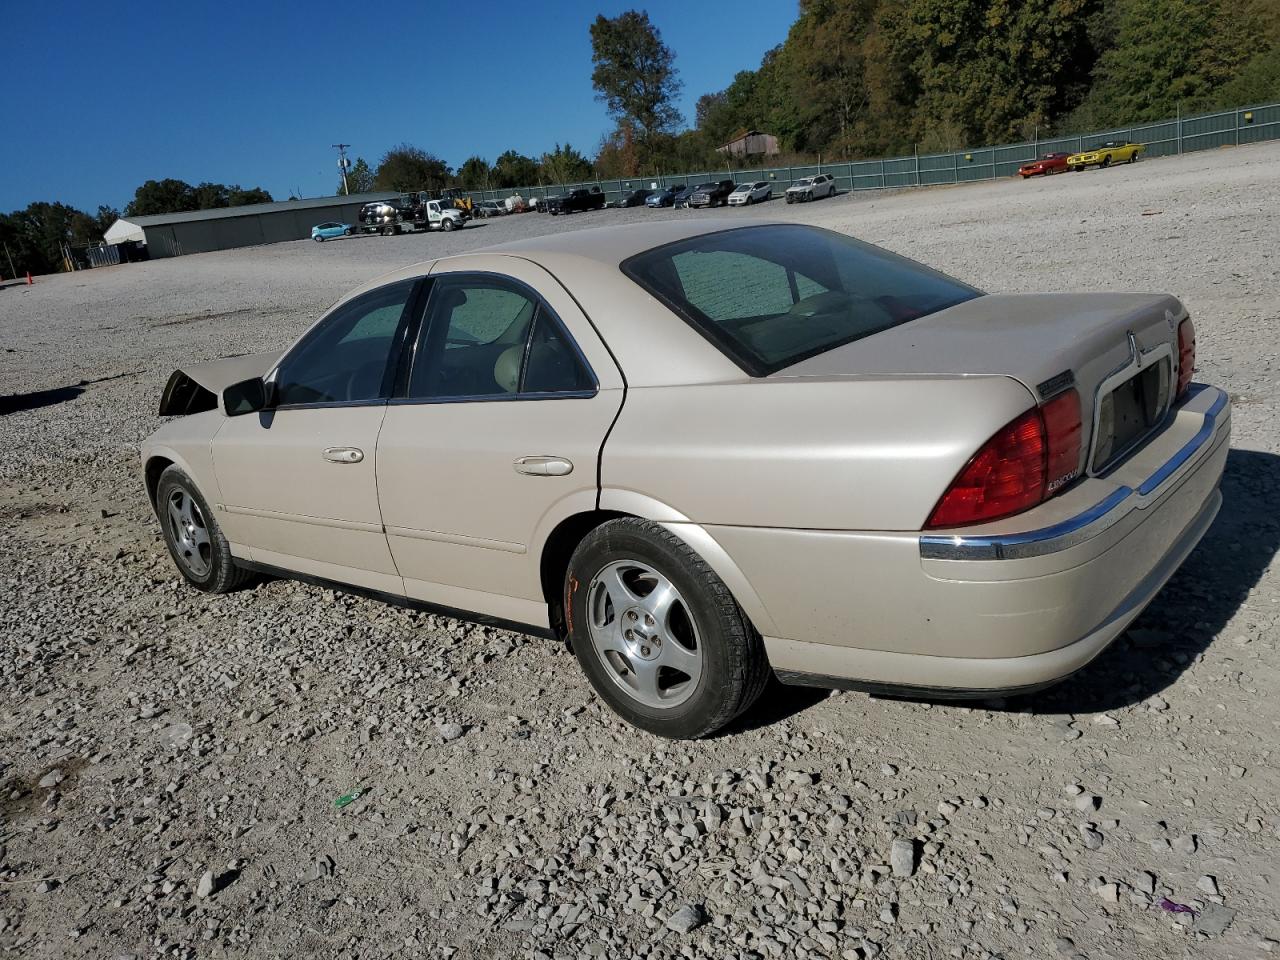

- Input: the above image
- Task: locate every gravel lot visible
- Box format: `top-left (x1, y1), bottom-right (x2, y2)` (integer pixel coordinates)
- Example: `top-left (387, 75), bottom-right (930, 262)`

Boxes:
top-left (2, 143), bottom-right (1278, 960)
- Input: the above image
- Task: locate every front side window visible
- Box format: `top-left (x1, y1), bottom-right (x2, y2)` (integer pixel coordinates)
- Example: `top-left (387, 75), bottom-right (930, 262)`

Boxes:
top-left (273, 280), bottom-right (413, 406)
top-left (621, 224), bottom-right (981, 376)
top-left (407, 276), bottom-right (595, 400)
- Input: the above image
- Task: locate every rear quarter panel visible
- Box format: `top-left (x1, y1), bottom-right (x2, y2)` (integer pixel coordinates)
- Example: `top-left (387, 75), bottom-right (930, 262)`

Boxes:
top-left (601, 375), bottom-right (1035, 531)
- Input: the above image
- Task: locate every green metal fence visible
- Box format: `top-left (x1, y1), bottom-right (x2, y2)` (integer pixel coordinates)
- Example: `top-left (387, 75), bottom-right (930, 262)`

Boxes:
top-left (463, 101), bottom-right (1280, 207)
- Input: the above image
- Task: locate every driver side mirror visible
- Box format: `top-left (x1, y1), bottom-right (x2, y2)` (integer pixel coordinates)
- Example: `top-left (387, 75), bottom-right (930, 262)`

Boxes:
top-left (223, 376), bottom-right (271, 416)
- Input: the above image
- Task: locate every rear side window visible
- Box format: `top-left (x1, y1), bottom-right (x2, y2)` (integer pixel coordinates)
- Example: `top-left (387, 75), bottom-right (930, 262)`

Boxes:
top-left (621, 224), bottom-right (981, 376)
top-left (406, 275), bottom-right (596, 400)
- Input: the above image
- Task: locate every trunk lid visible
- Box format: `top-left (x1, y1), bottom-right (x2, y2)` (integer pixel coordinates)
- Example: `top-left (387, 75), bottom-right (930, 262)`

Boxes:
top-left (776, 292), bottom-right (1186, 474)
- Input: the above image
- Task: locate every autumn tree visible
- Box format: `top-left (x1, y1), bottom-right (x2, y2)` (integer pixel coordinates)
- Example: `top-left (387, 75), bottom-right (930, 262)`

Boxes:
top-left (590, 10), bottom-right (683, 141)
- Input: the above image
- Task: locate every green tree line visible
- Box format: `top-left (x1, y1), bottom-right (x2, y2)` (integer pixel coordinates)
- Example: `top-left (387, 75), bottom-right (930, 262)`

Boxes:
top-left (692, 0), bottom-right (1280, 159)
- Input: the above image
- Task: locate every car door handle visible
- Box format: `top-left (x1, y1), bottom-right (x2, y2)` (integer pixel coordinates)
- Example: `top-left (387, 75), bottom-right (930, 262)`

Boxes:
top-left (513, 456), bottom-right (573, 477)
top-left (323, 447), bottom-right (365, 464)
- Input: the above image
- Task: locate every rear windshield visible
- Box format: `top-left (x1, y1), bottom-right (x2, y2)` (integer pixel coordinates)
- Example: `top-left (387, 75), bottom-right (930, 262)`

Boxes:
top-left (620, 224), bottom-right (982, 376)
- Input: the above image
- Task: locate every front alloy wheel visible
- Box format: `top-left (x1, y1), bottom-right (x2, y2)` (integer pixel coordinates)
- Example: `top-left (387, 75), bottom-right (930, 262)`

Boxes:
top-left (165, 487), bottom-right (211, 578)
top-left (155, 465), bottom-right (252, 594)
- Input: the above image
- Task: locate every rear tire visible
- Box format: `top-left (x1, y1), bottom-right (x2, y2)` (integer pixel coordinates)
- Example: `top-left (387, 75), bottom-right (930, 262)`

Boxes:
top-left (155, 466), bottom-right (253, 594)
top-left (565, 518), bottom-right (769, 739)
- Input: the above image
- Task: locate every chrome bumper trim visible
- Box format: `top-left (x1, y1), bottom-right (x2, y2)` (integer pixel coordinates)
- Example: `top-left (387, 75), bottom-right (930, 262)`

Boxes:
top-left (919, 386), bottom-right (1228, 561)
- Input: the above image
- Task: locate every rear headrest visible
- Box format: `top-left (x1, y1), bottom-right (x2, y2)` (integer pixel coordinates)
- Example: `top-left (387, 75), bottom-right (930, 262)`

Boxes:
top-left (436, 288), bottom-right (469, 314)
top-left (494, 345), bottom-right (523, 393)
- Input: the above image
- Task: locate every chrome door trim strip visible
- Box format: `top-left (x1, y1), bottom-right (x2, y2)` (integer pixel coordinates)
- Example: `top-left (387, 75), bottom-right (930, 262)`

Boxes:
top-left (384, 525), bottom-right (527, 555)
top-left (223, 504), bottom-right (384, 534)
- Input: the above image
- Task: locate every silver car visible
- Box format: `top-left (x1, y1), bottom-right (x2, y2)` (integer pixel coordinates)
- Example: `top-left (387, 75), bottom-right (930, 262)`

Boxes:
top-left (143, 221), bottom-right (1228, 738)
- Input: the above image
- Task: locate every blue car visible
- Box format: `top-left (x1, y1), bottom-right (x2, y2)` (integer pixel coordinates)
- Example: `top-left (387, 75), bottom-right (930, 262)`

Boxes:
top-left (311, 221), bottom-right (353, 242)
top-left (645, 185), bottom-right (685, 208)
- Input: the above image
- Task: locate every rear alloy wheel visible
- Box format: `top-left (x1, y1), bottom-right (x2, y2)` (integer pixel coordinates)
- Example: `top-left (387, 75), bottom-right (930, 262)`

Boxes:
top-left (344, 227), bottom-right (353, 235)
top-left (565, 518), bottom-right (769, 739)
top-left (155, 465), bottom-right (252, 594)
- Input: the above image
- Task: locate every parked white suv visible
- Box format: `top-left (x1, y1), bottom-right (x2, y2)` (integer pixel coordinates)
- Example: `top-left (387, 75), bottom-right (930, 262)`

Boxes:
top-left (785, 174), bottom-right (836, 203)
top-left (727, 181), bottom-right (772, 206)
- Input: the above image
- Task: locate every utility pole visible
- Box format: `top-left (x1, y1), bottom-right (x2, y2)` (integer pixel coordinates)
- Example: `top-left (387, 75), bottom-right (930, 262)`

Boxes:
top-left (332, 143), bottom-right (352, 195)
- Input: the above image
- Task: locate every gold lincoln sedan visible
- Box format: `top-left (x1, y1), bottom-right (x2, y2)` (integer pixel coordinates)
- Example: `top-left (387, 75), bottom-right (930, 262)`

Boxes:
top-left (143, 221), bottom-right (1228, 738)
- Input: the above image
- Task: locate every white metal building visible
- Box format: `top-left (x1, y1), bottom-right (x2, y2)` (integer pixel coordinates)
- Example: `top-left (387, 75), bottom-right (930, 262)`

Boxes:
top-left (104, 192), bottom-right (400, 258)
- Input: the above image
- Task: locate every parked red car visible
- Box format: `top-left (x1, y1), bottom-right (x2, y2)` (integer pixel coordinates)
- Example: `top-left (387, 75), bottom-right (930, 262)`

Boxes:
top-left (1018, 152), bottom-right (1071, 178)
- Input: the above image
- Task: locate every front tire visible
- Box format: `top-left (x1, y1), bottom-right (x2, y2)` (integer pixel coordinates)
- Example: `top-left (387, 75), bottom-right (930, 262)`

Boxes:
top-left (565, 518), bottom-right (769, 739)
top-left (314, 235), bottom-right (323, 242)
top-left (155, 466), bottom-right (252, 594)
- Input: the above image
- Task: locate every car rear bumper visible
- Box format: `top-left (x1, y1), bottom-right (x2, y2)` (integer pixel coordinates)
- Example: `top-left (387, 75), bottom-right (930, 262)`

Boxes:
top-left (690, 385), bottom-right (1230, 696)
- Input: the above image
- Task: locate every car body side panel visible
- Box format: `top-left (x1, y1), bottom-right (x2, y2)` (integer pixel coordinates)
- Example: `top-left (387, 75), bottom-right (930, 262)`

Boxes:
top-left (376, 254), bottom-right (626, 622)
top-left (704, 387), bottom-right (1227, 662)
top-left (142, 411), bottom-right (245, 551)
top-left (601, 375), bottom-right (1035, 531)
top-left (210, 405), bottom-right (399, 585)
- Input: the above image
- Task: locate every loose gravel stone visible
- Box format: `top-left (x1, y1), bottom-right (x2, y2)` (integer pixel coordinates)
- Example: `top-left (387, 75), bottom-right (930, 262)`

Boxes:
top-left (890, 838), bottom-right (916, 878)
top-left (665, 903), bottom-right (708, 934)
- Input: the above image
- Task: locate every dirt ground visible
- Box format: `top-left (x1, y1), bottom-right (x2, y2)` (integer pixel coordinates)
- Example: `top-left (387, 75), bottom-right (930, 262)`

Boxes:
top-left (2, 142), bottom-right (1278, 960)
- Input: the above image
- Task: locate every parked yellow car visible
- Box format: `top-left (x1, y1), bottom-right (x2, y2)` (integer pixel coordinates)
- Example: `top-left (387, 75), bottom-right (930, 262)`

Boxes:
top-left (1067, 140), bottom-right (1145, 170)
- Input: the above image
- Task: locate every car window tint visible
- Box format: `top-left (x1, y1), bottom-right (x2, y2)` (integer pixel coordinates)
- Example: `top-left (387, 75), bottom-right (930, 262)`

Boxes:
top-left (273, 280), bottom-right (412, 406)
top-left (523, 311), bottom-right (595, 394)
top-left (671, 250), bottom-right (823, 321)
top-left (408, 279), bottom-right (537, 398)
top-left (623, 224), bottom-right (981, 376)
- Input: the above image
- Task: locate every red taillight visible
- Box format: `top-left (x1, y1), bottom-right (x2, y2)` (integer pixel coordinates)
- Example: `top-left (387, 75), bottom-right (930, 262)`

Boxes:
top-left (1177, 317), bottom-right (1196, 398)
top-left (925, 389), bottom-right (1083, 530)
top-left (1042, 388), bottom-right (1082, 492)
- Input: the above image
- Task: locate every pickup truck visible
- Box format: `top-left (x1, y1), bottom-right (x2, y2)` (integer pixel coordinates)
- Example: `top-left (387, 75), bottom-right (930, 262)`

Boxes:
top-left (688, 180), bottom-right (736, 208)
top-left (545, 188), bottom-right (606, 215)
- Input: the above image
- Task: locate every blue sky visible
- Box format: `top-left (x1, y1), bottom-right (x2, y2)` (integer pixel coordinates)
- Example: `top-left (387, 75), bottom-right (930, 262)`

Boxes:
top-left (9, 0), bottom-right (798, 213)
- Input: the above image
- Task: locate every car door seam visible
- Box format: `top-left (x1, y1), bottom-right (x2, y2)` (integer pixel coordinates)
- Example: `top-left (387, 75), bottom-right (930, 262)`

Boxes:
top-left (369, 401), bottom-right (404, 581)
top-left (504, 254), bottom-right (628, 511)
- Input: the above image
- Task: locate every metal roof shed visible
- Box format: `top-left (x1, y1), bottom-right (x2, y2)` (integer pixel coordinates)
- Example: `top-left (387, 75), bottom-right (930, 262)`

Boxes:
top-left (103, 192), bottom-right (401, 258)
